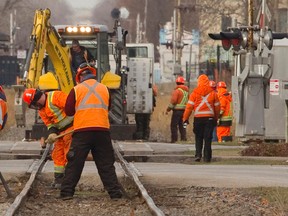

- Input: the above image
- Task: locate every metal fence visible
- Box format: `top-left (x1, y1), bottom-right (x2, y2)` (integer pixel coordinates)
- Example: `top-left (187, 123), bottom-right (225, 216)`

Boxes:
top-left (0, 56), bottom-right (20, 86)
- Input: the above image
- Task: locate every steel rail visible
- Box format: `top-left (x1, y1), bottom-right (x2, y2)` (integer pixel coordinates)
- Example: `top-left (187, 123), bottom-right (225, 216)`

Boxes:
top-left (114, 141), bottom-right (165, 216)
top-left (4, 143), bottom-right (52, 216)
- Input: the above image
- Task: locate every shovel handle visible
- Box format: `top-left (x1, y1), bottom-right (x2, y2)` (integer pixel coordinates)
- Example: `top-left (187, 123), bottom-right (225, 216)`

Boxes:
top-left (45, 129), bottom-right (74, 144)
top-left (55, 129), bottom-right (74, 139)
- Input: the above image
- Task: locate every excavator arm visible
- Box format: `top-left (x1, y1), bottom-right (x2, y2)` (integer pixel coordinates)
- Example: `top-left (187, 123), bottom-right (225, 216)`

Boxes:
top-left (24, 8), bottom-right (74, 93)
top-left (14, 8), bottom-right (74, 127)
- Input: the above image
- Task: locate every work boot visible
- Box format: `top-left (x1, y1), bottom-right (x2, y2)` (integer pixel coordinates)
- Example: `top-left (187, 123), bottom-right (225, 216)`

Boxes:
top-left (109, 191), bottom-right (123, 200)
top-left (52, 173), bottom-right (64, 189)
top-left (59, 194), bottom-right (73, 200)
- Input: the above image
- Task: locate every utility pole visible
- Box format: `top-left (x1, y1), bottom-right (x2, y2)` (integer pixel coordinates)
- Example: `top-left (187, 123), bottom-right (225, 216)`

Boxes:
top-left (173, 9), bottom-right (177, 72)
top-left (10, 11), bottom-right (14, 56)
top-left (136, 13), bottom-right (140, 43)
top-left (176, 0), bottom-right (182, 64)
top-left (173, 0), bottom-right (195, 76)
top-left (10, 9), bottom-right (19, 56)
top-left (143, 0), bottom-right (148, 42)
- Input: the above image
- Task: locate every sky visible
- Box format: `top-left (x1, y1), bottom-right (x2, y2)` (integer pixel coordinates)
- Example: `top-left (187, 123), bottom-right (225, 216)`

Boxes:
top-left (64, 0), bottom-right (103, 9)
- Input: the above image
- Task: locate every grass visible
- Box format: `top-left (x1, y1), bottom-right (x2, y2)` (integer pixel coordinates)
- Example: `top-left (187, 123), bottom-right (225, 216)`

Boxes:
top-left (212, 159), bottom-right (287, 165)
top-left (185, 148), bottom-right (243, 157)
top-left (212, 141), bottom-right (244, 146)
top-left (249, 187), bottom-right (288, 215)
top-left (184, 147), bottom-right (288, 165)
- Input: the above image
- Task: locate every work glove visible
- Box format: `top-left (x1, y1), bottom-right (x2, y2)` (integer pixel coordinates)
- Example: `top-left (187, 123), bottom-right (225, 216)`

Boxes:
top-left (40, 137), bottom-right (47, 149)
top-left (45, 133), bottom-right (58, 144)
top-left (183, 120), bottom-right (189, 129)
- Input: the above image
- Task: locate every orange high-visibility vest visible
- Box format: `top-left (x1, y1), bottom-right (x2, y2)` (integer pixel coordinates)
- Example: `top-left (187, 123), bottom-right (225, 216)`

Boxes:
top-left (0, 99), bottom-right (7, 130)
top-left (183, 88), bottom-right (220, 120)
top-left (38, 91), bottom-right (73, 130)
top-left (73, 79), bottom-right (110, 130)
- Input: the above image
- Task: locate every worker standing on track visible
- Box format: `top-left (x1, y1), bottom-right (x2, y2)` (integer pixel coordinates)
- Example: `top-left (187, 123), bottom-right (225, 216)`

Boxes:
top-left (216, 81), bottom-right (233, 142)
top-left (22, 88), bottom-right (73, 189)
top-left (60, 63), bottom-right (122, 200)
top-left (165, 76), bottom-right (189, 143)
top-left (0, 86), bottom-right (8, 131)
top-left (183, 74), bottom-right (220, 162)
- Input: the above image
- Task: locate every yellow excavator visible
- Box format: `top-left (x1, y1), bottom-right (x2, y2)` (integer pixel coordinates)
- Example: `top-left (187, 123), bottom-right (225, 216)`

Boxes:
top-left (13, 8), bottom-right (135, 140)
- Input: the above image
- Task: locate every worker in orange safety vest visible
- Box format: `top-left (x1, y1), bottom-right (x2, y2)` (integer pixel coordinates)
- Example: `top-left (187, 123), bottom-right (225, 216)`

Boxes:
top-left (182, 74), bottom-right (220, 162)
top-left (22, 88), bottom-right (73, 189)
top-left (60, 63), bottom-right (122, 200)
top-left (0, 86), bottom-right (8, 131)
top-left (216, 81), bottom-right (233, 142)
top-left (165, 76), bottom-right (189, 143)
top-left (209, 80), bottom-right (218, 142)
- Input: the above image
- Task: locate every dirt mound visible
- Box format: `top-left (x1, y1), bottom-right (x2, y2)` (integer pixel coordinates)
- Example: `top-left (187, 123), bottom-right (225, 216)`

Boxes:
top-left (241, 143), bottom-right (288, 157)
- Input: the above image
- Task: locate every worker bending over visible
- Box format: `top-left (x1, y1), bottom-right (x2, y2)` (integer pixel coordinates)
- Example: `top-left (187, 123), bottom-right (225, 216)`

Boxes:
top-left (23, 88), bottom-right (73, 188)
top-left (0, 86), bottom-right (8, 131)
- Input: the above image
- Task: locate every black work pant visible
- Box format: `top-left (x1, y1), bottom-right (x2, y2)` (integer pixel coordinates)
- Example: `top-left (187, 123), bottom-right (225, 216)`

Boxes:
top-left (170, 110), bottom-right (186, 142)
top-left (193, 117), bottom-right (215, 161)
top-left (61, 131), bottom-right (122, 198)
top-left (134, 113), bottom-right (151, 140)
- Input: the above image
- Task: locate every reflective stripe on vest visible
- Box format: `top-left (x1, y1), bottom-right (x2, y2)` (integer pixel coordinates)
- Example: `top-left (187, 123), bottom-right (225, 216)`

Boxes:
top-left (0, 104), bottom-right (3, 125)
top-left (194, 93), bottom-right (214, 116)
top-left (54, 165), bottom-right (65, 174)
top-left (174, 88), bottom-right (188, 109)
top-left (46, 92), bottom-right (73, 130)
top-left (168, 88), bottom-right (188, 109)
top-left (76, 82), bottom-right (108, 111)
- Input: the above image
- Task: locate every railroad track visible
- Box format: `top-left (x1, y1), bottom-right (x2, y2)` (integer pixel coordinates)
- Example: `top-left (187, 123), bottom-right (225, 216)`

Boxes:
top-left (3, 140), bottom-right (165, 216)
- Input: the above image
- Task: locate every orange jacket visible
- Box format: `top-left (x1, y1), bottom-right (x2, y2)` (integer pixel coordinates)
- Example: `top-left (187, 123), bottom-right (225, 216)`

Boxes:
top-left (183, 74), bottom-right (220, 120)
top-left (0, 99), bottom-right (7, 130)
top-left (152, 84), bottom-right (158, 97)
top-left (217, 87), bottom-right (232, 117)
top-left (38, 91), bottom-right (73, 131)
top-left (73, 79), bottom-right (110, 130)
top-left (167, 85), bottom-right (189, 111)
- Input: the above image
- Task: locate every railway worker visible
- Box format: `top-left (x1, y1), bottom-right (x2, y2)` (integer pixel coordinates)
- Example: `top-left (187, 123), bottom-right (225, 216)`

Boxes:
top-left (182, 74), bottom-right (220, 162)
top-left (165, 76), bottom-right (189, 143)
top-left (209, 80), bottom-right (218, 142)
top-left (134, 84), bottom-right (158, 140)
top-left (22, 88), bottom-right (73, 189)
top-left (60, 63), bottom-right (122, 200)
top-left (69, 39), bottom-right (95, 74)
top-left (0, 86), bottom-right (8, 131)
top-left (216, 81), bottom-right (233, 142)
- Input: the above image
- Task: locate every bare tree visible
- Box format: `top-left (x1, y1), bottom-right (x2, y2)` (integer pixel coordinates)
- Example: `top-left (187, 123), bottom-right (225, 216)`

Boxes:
top-left (0, 0), bottom-right (74, 50)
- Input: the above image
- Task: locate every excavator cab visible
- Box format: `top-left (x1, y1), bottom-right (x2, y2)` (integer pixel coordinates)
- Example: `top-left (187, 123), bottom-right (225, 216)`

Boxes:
top-left (54, 25), bottom-right (110, 81)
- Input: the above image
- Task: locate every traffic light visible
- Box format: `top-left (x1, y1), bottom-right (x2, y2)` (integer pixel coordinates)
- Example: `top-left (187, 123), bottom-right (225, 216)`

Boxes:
top-left (208, 30), bottom-right (242, 51)
top-left (209, 29), bottom-right (288, 51)
top-left (161, 41), bottom-right (173, 49)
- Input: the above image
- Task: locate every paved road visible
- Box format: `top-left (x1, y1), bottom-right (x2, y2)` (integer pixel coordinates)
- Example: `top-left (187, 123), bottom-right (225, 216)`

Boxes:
top-left (1, 160), bottom-right (288, 188)
top-left (1, 140), bottom-right (288, 188)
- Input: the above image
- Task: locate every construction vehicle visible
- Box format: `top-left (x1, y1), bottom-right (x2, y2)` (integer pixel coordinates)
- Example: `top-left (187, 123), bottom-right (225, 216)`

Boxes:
top-left (13, 8), bottom-right (154, 140)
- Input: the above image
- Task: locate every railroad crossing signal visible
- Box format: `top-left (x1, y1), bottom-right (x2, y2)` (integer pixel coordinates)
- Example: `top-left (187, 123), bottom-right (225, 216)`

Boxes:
top-left (208, 29), bottom-right (288, 51)
top-left (208, 0), bottom-right (288, 52)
